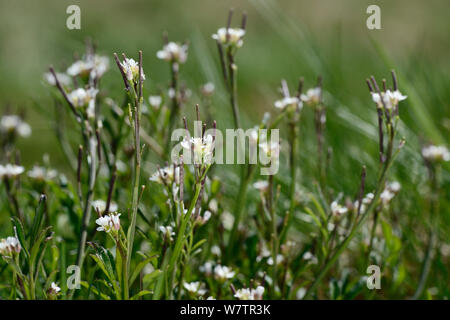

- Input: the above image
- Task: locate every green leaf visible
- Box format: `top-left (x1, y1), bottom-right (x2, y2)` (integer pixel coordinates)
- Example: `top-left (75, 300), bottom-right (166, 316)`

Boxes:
top-left (11, 216), bottom-right (29, 259)
top-left (130, 290), bottom-right (152, 300)
top-left (30, 194), bottom-right (47, 246)
top-left (129, 255), bottom-right (157, 287)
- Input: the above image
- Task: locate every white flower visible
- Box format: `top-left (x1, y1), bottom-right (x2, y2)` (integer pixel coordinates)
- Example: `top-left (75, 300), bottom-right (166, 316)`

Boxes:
top-left (380, 189), bottom-right (395, 205)
top-left (253, 180), bottom-right (269, 191)
top-left (274, 96), bottom-right (302, 111)
top-left (200, 261), bottom-right (214, 276)
top-left (388, 181), bottom-right (401, 193)
top-left (44, 72), bottom-right (71, 86)
top-left (181, 135), bottom-right (214, 165)
top-left (156, 42), bottom-right (188, 64)
top-left (183, 281), bottom-right (206, 296)
top-left (422, 145), bottom-right (450, 162)
top-left (212, 28), bottom-right (246, 47)
top-left (207, 296), bottom-right (216, 300)
top-left (201, 82), bottom-right (215, 96)
top-left (211, 245), bottom-right (221, 256)
top-left (67, 88), bottom-right (98, 108)
top-left (354, 192), bottom-right (374, 213)
top-left (120, 58), bottom-right (145, 83)
top-left (197, 210), bottom-right (212, 225)
top-left (296, 288), bottom-right (306, 300)
top-left (221, 211), bottom-right (234, 230)
top-left (234, 286), bottom-right (265, 300)
top-left (331, 201), bottom-right (348, 217)
top-left (0, 164), bottom-right (25, 178)
top-left (214, 264), bottom-right (235, 282)
top-left (148, 95), bottom-right (162, 108)
top-left (0, 236), bottom-right (21, 256)
top-left (95, 213), bottom-right (121, 233)
top-left (371, 90), bottom-right (407, 110)
top-left (0, 115), bottom-right (31, 137)
top-left (301, 87), bottom-right (322, 105)
top-left (159, 226), bottom-right (175, 241)
top-left (27, 166), bottom-right (57, 181)
top-left (302, 251), bottom-right (318, 264)
top-left (91, 200), bottom-right (118, 213)
top-left (67, 54), bottom-right (109, 79)
top-left (149, 165), bottom-right (179, 185)
top-left (259, 141), bottom-right (280, 162)
top-left (51, 282), bottom-right (61, 293)
top-left (267, 254), bottom-right (284, 266)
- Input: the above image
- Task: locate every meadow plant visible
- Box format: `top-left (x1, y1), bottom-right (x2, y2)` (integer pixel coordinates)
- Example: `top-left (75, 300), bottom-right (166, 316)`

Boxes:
top-left (0, 10), bottom-right (448, 301)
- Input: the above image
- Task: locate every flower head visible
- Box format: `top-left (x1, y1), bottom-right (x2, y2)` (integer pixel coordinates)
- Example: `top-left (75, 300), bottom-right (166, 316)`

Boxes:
top-left (183, 281), bottom-right (206, 296)
top-left (331, 201), bottom-right (348, 218)
top-left (422, 145), bottom-right (450, 162)
top-left (0, 236), bottom-right (21, 257)
top-left (67, 87), bottom-right (98, 108)
top-left (301, 87), bottom-right (322, 106)
top-left (27, 166), bottom-right (58, 182)
top-left (274, 96), bottom-right (302, 112)
top-left (95, 213), bottom-right (121, 233)
top-left (149, 165), bottom-right (180, 185)
top-left (214, 264), bottom-right (235, 282)
top-left (148, 95), bottom-right (162, 108)
top-left (159, 225), bottom-right (175, 241)
top-left (212, 27), bottom-right (245, 47)
top-left (120, 58), bottom-right (145, 83)
top-left (0, 115), bottom-right (31, 137)
top-left (91, 200), bottom-right (118, 214)
top-left (67, 54), bottom-right (109, 79)
top-left (44, 72), bottom-right (71, 87)
top-left (181, 135), bottom-right (214, 165)
top-left (0, 164), bottom-right (25, 179)
top-left (201, 82), bottom-right (215, 97)
top-left (157, 42), bottom-right (188, 64)
top-left (371, 89), bottom-right (407, 110)
top-left (234, 286), bottom-right (264, 300)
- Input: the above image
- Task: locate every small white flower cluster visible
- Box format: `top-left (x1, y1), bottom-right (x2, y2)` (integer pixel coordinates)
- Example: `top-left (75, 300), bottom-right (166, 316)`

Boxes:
top-left (67, 54), bottom-right (109, 79)
top-left (181, 135), bottom-right (214, 165)
top-left (0, 236), bottom-right (21, 257)
top-left (380, 181), bottom-right (401, 206)
top-left (183, 281), bottom-right (206, 296)
top-left (44, 72), bottom-right (71, 87)
top-left (353, 192), bottom-right (374, 214)
top-left (159, 225), bottom-right (175, 241)
top-left (331, 200), bottom-right (348, 218)
top-left (195, 210), bottom-right (212, 225)
top-left (157, 42), bottom-right (188, 64)
top-left (371, 89), bottom-right (407, 110)
top-left (0, 115), bottom-right (31, 137)
top-left (67, 87), bottom-right (98, 108)
top-left (120, 58), bottom-right (145, 83)
top-left (95, 213), bottom-right (121, 233)
top-left (27, 166), bottom-right (58, 182)
top-left (274, 96), bottom-right (302, 112)
top-left (149, 165), bottom-right (180, 185)
top-left (0, 164), bottom-right (25, 178)
top-left (234, 286), bottom-right (264, 300)
top-left (301, 87), bottom-right (322, 106)
top-left (422, 145), bottom-right (450, 162)
top-left (212, 27), bottom-right (245, 47)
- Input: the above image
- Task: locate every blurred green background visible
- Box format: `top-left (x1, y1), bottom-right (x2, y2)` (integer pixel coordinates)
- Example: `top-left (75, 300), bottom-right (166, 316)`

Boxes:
top-left (0, 0), bottom-right (449, 190)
